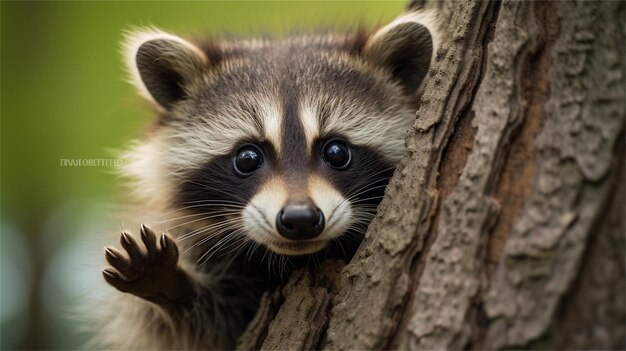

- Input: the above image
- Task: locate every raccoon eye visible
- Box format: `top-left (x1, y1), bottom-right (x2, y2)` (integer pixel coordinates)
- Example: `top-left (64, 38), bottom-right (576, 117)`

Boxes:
top-left (234, 146), bottom-right (263, 175)
top-left (323, 141), bottom-right (351, 169)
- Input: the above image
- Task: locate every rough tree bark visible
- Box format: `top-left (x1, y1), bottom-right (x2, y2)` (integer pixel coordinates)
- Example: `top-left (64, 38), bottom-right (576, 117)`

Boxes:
top-left (237, 1), bottom-right (625, 349)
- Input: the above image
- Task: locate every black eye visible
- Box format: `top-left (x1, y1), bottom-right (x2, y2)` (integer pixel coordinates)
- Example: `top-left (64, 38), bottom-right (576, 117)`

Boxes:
top-left (323, 141), bottom-right (351, 169)
top-left (233, 146), bottom-right (263, 175)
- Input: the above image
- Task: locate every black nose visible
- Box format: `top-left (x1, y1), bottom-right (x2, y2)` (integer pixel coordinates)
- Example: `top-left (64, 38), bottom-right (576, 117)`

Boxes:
top-left (276, 201), bottom-right (325, 240)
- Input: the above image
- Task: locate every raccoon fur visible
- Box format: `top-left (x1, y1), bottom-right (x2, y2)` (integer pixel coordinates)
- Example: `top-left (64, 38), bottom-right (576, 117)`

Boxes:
top-left (93, 8), bottom-right (441, 350)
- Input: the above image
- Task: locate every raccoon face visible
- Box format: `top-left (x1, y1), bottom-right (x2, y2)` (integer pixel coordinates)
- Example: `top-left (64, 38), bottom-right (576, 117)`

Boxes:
top-left (122, 11), bottom-right (439, 256)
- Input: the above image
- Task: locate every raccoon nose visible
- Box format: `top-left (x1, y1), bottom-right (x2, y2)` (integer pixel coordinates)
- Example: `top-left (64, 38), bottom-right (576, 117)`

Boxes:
top-left (276, 201), bottom-right (325, 240)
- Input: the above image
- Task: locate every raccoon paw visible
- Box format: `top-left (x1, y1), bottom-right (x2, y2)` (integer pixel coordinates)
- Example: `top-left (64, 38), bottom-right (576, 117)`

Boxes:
top-left (102, 224), bottom-right (195, 306)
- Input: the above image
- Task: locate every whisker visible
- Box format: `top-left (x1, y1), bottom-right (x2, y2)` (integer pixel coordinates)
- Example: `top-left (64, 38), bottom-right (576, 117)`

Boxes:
top-left (158, 201), bottom-right (246, 218)
top-left (210, 235), bottom-right (250, 260)
top-left (178, 217), bottom-right (242, 242)
top-left (196, 227), bottom-right (246, 263)
top-left (159, 209), bottom-right (241, 228)
top-left (164, 211), bottom-right (242, 232)
top-left (351, 195), bottom-right (386, 204)
top-left (344, 166), bottom-right (395, 195)
top-left (185, 180), bottom-right (272, 230)
top-left (181, 198), bottom-right (248, 206)
top-left (326, 178), bottom-right (390, 223)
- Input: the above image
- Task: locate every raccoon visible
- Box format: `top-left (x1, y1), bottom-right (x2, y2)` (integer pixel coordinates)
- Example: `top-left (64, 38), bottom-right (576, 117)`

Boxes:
top-left (95, 8), bottom-right (440, 350)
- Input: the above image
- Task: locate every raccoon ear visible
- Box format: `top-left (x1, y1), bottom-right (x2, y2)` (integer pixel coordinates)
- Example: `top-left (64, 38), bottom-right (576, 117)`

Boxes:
top-left (364, 11), bottom-right (440, 95)
top-left (124, 29), bottom-right (208, 110)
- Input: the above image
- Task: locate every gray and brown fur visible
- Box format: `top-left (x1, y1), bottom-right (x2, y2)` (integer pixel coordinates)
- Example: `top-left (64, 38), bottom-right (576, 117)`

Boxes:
top-left (92, 9), bottom-right (441, 350)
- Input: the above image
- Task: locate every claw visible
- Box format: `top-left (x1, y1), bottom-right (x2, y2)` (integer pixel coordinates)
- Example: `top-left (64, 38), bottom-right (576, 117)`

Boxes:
top-left (120, 230), bottom-right (143, 264)
top-left (139, 224), bottom-right (149, 239)
top-left (140, 224), bottom-right (158, 256)
top-left (104, 247), bottom-right (118, 259)
top-left (102, 268), bottom-right (119, 279)
top-left (121, 231), bottom-right (132, 245)
top-left (160, 233), bottom-right (179, 264)
top-left (105, 246), bottom-right (138, 280)
top-left (160, 233), bottom-right (168, 248)
top-left (103, 268), bottom-right (132, 293)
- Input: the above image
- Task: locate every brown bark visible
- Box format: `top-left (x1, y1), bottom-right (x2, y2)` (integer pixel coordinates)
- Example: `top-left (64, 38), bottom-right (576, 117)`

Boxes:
top-left (237, 1), bottom-right (625, 349)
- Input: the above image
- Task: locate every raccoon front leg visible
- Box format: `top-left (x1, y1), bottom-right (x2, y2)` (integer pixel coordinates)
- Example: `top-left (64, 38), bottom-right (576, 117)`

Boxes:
top-left (102, 224), bottom-right (195, 308)
top-left (99, 225), bottom-right (246, 349)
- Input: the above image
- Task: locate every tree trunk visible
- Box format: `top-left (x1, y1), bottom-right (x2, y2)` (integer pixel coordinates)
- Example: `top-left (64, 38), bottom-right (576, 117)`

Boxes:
top-left (237, 1), bottom-right (625, 349)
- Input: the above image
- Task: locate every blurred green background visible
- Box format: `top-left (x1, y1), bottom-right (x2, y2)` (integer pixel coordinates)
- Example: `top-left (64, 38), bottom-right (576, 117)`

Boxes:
top-left (1, 1), bottom-right (404, 349)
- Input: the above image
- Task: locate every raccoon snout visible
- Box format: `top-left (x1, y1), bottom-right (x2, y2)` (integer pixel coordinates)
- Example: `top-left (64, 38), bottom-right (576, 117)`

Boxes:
top-left (276, 201), bottom-right (325, 240)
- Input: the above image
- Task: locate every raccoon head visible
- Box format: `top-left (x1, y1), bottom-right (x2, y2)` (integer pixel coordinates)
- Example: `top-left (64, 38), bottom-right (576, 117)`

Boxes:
top-left (122, 11), bottom-right (440, 257)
